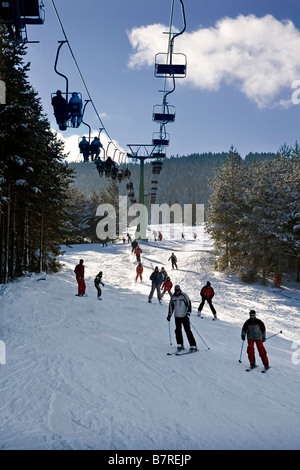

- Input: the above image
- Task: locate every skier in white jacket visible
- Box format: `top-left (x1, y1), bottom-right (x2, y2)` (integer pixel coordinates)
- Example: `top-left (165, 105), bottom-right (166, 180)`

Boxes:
top-left (167, 285), bottom-right (197, 352)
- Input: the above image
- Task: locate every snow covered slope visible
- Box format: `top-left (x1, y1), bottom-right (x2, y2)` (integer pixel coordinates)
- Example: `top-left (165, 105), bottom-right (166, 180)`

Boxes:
top-left (0, 225), bottom-right (299, 450)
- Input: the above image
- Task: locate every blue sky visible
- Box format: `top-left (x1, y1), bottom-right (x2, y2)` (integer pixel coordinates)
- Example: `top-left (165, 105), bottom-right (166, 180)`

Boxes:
top-left (24, 0), bottom-right (300, 161)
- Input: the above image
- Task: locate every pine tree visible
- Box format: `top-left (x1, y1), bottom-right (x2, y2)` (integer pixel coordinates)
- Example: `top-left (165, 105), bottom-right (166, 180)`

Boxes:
top-left (206, 143), bottom-right (300, 283)
top-left (206, 146), bottom-right (246, 270)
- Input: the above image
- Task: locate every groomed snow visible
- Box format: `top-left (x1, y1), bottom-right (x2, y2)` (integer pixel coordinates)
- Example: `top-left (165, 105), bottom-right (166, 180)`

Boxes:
top-left (0, 225), bottom-right (299, 450)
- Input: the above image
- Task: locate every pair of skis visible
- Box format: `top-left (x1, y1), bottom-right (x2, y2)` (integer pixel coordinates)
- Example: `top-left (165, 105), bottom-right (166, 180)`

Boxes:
top-left (167, 349), bottom-right (199, 356)
top-left (245, 365), bottom-right (271, 373)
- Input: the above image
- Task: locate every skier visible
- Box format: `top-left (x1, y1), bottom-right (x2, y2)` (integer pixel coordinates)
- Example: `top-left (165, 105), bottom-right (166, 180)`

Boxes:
top-left (241, 310), bottom-right (270, 370)
top-left (94, 271), bottom-right (104, 299)
top-left (167, 285), bottom-right (197, 352)
top-left (168, 252), bottom-right (178, 270)
top-left (198, 281), bottom-right (217, 319)
top-left (161, 276), bottom-right (173, 298)
top-left (161, 267), bottom-right (168, 280)
top-left (274, 273), bottom-right (282, 288)
top-left (134, 245), bottom-right (142, 263)
top-left (74, 259), bottom-right (86, 296)
top-left (136, 263), bottom-right (143, 282)
top-left (148, 266), bottom-right (163, 303)
top-left (131, 239), bottom-right (138, 253)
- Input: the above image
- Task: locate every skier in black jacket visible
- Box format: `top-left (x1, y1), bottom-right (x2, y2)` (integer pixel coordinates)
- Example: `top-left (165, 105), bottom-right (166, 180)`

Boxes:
top-left (148, 267), bottom-right (163, 303)
top-left (241, 310), bottom-right (269, 370)
top-left (94, 271), bottom-right (104, 300)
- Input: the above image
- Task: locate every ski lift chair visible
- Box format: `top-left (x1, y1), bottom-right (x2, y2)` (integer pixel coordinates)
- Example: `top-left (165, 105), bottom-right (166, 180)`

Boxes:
top-left (152, 161), bottom-right (163, 175)
top-left (153, 104), bottom-right (176, 123)
top-left (124, 167), bottom-right (131, 179)
top-left (154, 52), bottom-right (187, 78)
top-left (51, 91), bottom-right (83, 130)
top-left (0, 0), bottom-right (45, 43)
top-left (152, 131), bottom-right (170, 147)
top-left (152, 152), bottom-right (166, 159)
top-left (94, 158), bottom-right (105, 176)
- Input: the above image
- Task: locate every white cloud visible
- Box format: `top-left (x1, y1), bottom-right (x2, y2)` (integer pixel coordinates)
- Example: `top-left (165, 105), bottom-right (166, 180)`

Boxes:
top-left (55, 130), bottom-right (126, 163)
top-left (127, 23), bottom-right (168, 69)
top-left (127, 14), bottom-right (300, 108)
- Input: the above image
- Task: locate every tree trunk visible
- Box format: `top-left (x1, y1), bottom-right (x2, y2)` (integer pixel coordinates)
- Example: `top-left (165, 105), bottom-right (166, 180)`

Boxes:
top-left (39, 209), bottom-right (44, 273)
top-left (4, 183), bottom-right (11, 284)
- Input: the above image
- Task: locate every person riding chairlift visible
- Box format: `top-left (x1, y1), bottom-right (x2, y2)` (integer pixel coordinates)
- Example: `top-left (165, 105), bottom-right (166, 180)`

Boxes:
top-left (68, 92), bottom-right (82, 128)
top-left (51, 90), bottom-right (68, 131)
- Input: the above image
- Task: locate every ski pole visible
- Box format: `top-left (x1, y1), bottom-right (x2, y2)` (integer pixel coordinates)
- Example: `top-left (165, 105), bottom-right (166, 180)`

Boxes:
top-left (265, 330), bottom-right (282, 341)
top-left (239, 340), bottom-right (244, 363)
top-left (190, 321), bottom-right (210, 350)
top-left (168, 321), bottom-right (172, 345)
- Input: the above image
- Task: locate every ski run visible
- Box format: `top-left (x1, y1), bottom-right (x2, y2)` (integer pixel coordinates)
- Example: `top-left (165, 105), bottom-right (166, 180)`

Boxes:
top-left (0, 224), bottom-right (300, 450)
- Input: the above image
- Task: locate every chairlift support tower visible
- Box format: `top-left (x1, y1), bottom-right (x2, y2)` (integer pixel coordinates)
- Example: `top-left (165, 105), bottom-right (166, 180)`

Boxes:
top-left (127, 144), bottom-right (165, 240)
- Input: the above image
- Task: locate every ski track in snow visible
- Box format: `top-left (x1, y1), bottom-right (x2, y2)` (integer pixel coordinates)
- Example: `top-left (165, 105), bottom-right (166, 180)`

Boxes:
top-left (0, 225), bottom-right (300, 450)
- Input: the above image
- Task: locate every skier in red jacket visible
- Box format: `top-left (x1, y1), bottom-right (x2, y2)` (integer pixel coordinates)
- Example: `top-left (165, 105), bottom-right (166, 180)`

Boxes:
top-left (74, 259), bottom-right (86, 296)
top-left (134, 245), bottom-right (142, 263)
top-left (161, 277), bottom-right (173, 298)
top-left (198, 281), bottom-right (217, 319)
top-left (136, 263), bottom-right (143, 282)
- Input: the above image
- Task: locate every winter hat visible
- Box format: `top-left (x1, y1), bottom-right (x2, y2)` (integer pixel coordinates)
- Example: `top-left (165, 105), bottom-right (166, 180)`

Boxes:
top-left (249, 310), bottom-right (256, 317)
top-left (174, 285), bottom-right (181, 291)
